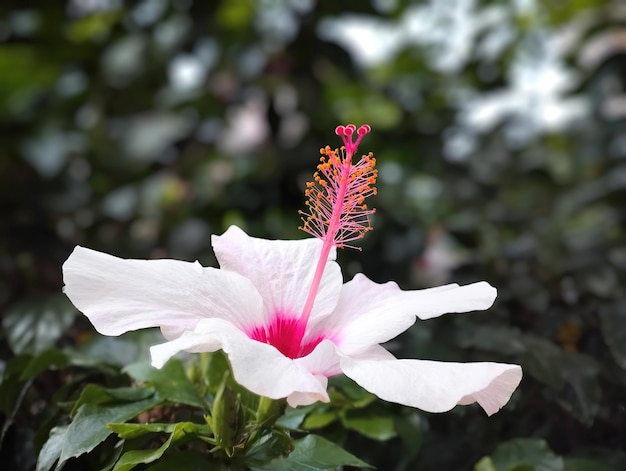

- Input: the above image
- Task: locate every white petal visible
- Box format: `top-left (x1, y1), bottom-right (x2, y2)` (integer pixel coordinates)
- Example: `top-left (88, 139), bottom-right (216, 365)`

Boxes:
top-left (340, 355), bottom-right (522, 415)
top-left (456, 367), bottom-right (523, 415)
top-left (286, 343), bottom-right (395, 407)
top-left (151, 318), bottom-right (329, 402)
top-left (150, 328), bottom-right (223, 367)
top-left (350, 344), bottom-right (397, 361)
top-left (63, 246), bottom-right (264, 336)
top-left (286, 375), bottom-right (329, 407)
top-left (211, 226), bottom-right (342, 324)
top-left (295, 340), bottom-right (341, 377)
top-left (318, 274), bottom-right (496, 353)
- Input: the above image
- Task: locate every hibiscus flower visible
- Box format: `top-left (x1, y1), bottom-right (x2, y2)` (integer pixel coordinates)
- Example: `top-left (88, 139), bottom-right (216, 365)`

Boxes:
top-left (62, 124), bottom-right (521, 415)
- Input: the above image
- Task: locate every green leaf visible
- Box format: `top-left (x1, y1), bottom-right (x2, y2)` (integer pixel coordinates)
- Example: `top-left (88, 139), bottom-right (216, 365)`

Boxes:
top-left (1, 294), bottom-right (77, 355)
top-left (0, 354), bottom-right (32, 388)
top-left (302, 411), bottom-right (338, 430)
top-left (563, 458), bottom-right (613, 471)
top-left (393, 412), bottom-right (423, 459)
top-left (72, 384), bottom-right (124, 413)
top-left (109, 422), bottom-right (179, 440)
top-left (599, 302), bottom-right (626, 369)
top-left (244, 429), bottom-right (294, 466)
top-left (125, 360), bottom-right (202, 405)
top-left (80, 330), bottom-right (164, 366)
top-left (275, 405), bottom-right (316, 430)
top-left (58, 397), bottom-right (160, 465)
top-left (108, 422), bottom-right (211, 440)
top-left (341, 410), bottom-right (396, 441)
top-left (144, 451), bottom-right (223, 471)
top-left (255, 396), bottom-right (286, 427)
top-left (250, 434), bottom-right (373, 471)
top-left (458, 325), bottom-right (528, 356)
top-left (524, 339), bottom-right (601, 424)
top-left (36, 425), bottom-right (68, 471)
top-left (330, 376), bottom-right (376, 408)
top-left (474, 457), bottom-right (497, 471)
top-left (554, 353), bottom-right (602, 425)
top-left (475, 438), bottom-right (564, 471)
top-left (20, 349), bottom-right (69, 379)
top-left (112, 422), bottom-right (200, 471)
top-left (72, 384), bottom-right (154, 416)
top-left (124, 360), bottom-right (204, 408)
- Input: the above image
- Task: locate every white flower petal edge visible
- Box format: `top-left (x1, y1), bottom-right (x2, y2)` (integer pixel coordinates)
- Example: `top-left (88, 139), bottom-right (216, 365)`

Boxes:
top-left (150, 318), bottom-right (329, 404)
top-left (62, 246), bottom-right (264, 336)
top-left (317, 273), bottom-right (497, 354)
top-left (340, 354), bottom-right (522, 416)
top-left (212, 226), bottom-right (342, 324)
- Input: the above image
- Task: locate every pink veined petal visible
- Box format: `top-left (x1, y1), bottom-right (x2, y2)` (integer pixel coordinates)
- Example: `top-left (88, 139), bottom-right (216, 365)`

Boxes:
top-left (339, 355), bottom-right (522, 416)
top-left (317, 273), bottom-right (496, 354)
top-left (150, 318), bottom-right (329, 402)
top-left (211, 226), bottom-right (343, 325)
top-left (63, 246), bottom-right (264, 337)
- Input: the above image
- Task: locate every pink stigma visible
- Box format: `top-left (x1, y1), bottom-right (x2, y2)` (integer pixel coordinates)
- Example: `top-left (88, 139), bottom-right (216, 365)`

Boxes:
top-left (335, 124), bottom-right (371, 156)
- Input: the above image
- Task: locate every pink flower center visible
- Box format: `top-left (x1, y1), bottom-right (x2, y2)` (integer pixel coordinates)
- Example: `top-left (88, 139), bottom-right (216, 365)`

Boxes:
top-left (248, 313), bottom-right (326, 359)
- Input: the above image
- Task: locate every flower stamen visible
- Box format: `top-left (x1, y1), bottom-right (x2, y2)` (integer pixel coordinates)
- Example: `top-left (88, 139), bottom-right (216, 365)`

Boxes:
top-left (293, 124), bottom-right (376, 349)
top-left (299, 127), bottom-right (377, 249)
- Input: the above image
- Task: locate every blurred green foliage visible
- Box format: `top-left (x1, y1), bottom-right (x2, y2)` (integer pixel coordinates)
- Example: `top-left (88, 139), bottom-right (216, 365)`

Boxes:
top-left (1, 0), bottom-right (626, 469)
